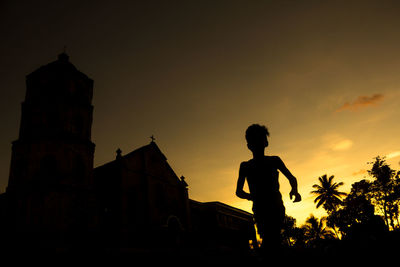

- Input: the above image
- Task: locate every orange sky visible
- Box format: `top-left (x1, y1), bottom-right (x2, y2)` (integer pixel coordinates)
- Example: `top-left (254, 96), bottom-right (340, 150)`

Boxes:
top-left (1, 1), bottom-right (400, 225)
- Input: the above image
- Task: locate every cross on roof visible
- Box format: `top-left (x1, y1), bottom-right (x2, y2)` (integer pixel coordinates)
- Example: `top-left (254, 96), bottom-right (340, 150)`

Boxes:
top-left (150, 135), bottom-right (155, 143)
top-left (116, 148), bottom-right (122, 160)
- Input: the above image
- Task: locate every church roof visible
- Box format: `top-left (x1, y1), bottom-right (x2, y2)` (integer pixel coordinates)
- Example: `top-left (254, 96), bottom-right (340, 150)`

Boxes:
top-left (94, 141), bottom-right (184, 188)
top-left (27, 52), bottom-right (92, 81)
top-left (124, 141), bottom-right (167, 160)
top-left (95, 141), bottom-right (168, 171)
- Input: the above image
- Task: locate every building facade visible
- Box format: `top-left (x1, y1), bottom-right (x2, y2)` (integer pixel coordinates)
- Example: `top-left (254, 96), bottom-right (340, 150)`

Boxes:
top-left (0, 54), bottom-right (256, 250)
top-left (94, 142), bottom-right (191, 247)
top-left (190, 200), bottom-right (257, 249)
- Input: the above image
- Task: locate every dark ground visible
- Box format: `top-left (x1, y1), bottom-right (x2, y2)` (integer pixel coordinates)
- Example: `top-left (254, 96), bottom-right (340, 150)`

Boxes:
top-left (2, 245), bottom-right (397, 266)
top-left (2, 231), bottom-right (400, 265)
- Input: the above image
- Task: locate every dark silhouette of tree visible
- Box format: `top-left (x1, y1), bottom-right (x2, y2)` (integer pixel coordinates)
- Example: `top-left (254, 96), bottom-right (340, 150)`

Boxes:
top-left (327, 180), bottom-right (376, 238)
top-left (367, 156), bottom-right (400, 230)
top-left (302, 215), bottom-right (335, 248)
top-left (281, 215), bottom-right (296, 247)
top-left (281, 215), bottom-right (307, 248)
top-left (291, 226), bottom-right (307, 248)
top-left (369, 156), bottom-right (396, 184)
top-left (311, 174), bottom-right (347, 214)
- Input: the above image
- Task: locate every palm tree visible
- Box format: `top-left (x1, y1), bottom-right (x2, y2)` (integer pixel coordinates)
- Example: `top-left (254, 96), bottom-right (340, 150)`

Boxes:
top-left (302, 215), bottom-right (335, 247)
top-left (311, 174), bottom-right (347, 213)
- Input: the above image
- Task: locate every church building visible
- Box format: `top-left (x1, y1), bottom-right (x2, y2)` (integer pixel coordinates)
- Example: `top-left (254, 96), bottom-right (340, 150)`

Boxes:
top-left (0, 54), bottom-right (256, 251)
top-left (94, 141), bottom-right (191, 247)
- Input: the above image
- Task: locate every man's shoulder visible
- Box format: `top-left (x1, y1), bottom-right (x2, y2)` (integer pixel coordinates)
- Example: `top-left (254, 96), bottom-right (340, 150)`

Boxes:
top-left (266, 155), bottom-right (282, 162)
top-left (267, 156), bottom-right (285, 169)
top-left (265, 156), bottom-right (284, 168)
top-left (240, 160), bottom-right (251, 167)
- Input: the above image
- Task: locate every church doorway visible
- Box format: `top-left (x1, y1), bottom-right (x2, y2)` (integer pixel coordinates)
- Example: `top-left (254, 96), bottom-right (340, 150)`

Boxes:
top-left (166, 215), bottom-right (183, 247)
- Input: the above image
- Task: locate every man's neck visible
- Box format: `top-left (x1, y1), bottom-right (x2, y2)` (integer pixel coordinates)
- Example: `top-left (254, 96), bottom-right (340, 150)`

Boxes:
top-left (252, 151), bottom-right (265, 160)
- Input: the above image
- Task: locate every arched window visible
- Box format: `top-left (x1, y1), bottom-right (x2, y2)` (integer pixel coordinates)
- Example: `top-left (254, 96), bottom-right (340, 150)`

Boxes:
top-left (167, 215), bottom-right (182, 231)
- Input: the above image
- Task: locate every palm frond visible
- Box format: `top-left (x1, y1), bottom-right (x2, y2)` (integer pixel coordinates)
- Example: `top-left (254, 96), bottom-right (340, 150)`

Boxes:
top-left (311, 174), bottom-right (346, 212)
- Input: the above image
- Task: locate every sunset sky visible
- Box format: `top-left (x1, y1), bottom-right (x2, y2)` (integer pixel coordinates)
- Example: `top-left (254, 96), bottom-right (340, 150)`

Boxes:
top-left (1, 0), bottom-right (400, 225)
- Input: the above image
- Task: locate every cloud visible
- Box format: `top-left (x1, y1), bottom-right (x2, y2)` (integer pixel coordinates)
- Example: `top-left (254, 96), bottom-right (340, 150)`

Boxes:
top-left (352, 169), bottom-right (367, 176)
top-left (336, 94), bottom-right (384, 112)
top-left (331, 139), bottom-right (353, 151)
top-left (386, 151), bottom-right (400, 159)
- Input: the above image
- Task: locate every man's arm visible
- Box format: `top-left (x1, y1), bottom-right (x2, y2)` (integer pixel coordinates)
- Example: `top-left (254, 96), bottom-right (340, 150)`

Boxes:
top-left (236, 162), bottom-right (252, 201)
top-left (276, 157), bottom-right (301, 202)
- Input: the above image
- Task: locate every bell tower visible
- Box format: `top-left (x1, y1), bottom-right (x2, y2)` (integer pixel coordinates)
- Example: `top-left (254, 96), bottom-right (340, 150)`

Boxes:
top-left (7, 53), bottom-right (96, 234)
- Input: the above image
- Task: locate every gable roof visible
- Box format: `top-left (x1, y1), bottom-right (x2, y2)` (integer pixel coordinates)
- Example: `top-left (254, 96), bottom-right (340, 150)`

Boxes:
top-left (94, 141), bottom-right (182, 185)
top-left (124, 141), bottom-right (167, 161)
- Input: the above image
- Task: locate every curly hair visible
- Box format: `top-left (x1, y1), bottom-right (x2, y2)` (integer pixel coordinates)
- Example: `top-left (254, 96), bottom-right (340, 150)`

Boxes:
top-left (245, 124), bottom-right (270, 144)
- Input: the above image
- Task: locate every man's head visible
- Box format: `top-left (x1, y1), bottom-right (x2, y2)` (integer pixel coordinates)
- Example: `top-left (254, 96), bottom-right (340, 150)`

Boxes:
top-left (245, 124), bottom-right (269, 153)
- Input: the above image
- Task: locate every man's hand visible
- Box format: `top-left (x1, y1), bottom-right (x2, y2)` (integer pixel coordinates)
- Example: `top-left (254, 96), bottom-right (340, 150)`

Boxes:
top-left (290, 190), bottom-right (301, 203)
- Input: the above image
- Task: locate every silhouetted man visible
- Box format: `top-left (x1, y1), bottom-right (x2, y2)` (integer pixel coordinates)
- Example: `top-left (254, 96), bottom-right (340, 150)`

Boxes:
top-left (236, 124), bottom-right (301, 255)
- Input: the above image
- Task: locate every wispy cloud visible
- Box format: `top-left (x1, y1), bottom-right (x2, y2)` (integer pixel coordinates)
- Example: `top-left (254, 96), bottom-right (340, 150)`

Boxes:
top-left (331, 139), bottom-right (353, 151)
top-left (386, 151), bottom-right (400, 159)
top-left (351, 152), bottom-right (400, 176)
top-left (352, 169), bottom-right (367, 176)
top-left (336, 94), bottom-right (384, 112)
